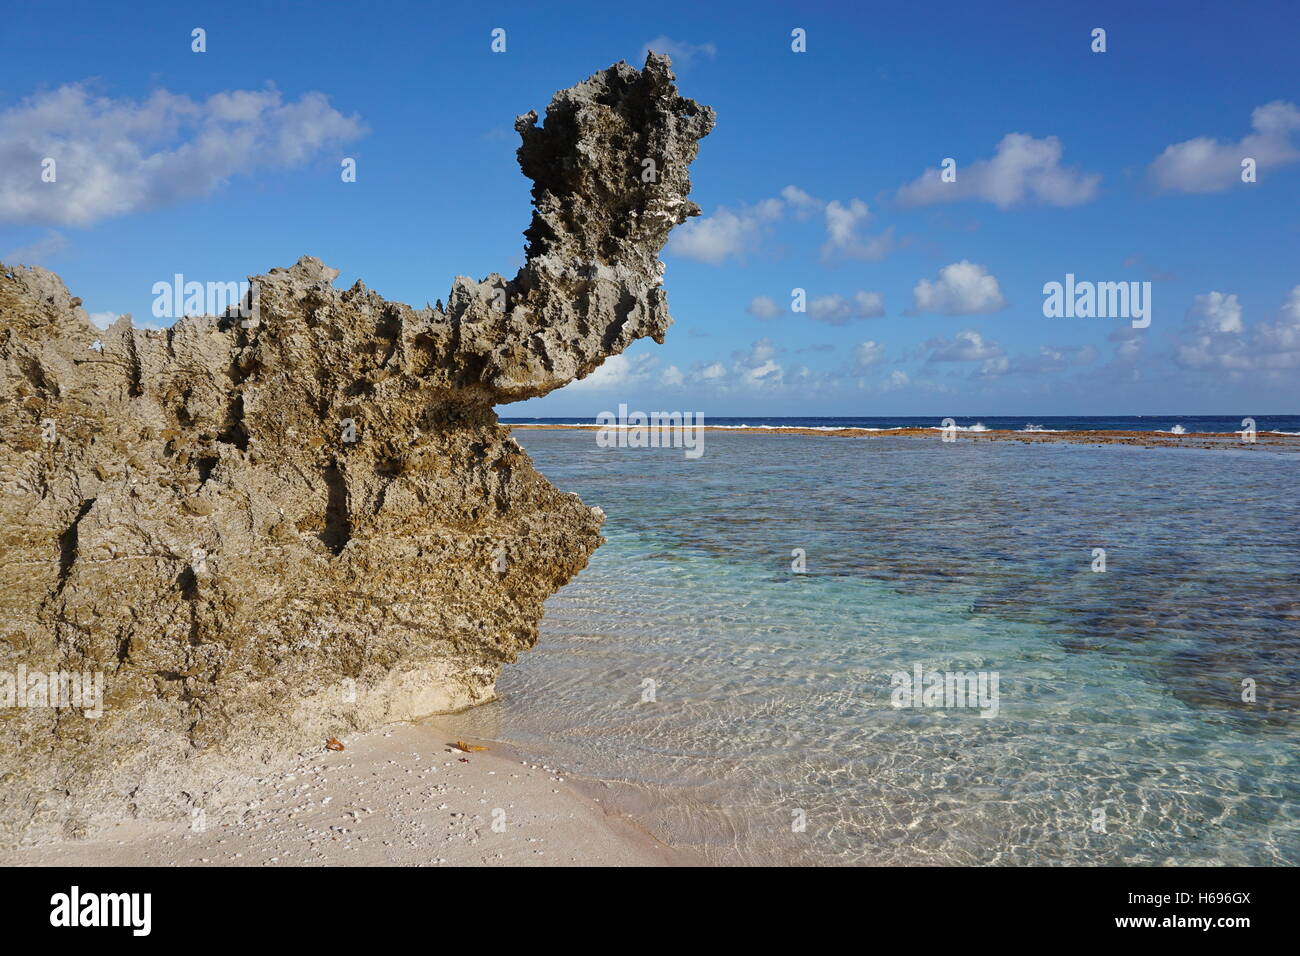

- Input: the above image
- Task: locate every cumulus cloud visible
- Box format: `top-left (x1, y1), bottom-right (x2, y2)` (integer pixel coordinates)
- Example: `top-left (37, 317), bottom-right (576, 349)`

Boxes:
top-left (779, 185), bottom-right (823, 218)
top-left (1109, 326), bottom-right (1145, 364)
top-left (1150, 101), bottom-right (1300, 193)
top-left (734, 338), bottom-right (784, 388)
top-left (669, 198), bottom-right (783, 263)
top-left (1258, 286), bottom-right (1300, 352)
top-left (1008, 344), bottom-right (1098, 374)
top-left (1187, 291), bottom-right (1244, 334)
top-left (747, 295), bottom-right (783, 319)
top-left (0, 84), bottom-right (365, 227)
top-left (567, 352), bottom-right (657, 391)
top-left (910, 260), bottom-right (1006, 315)
top-left (882, 369), bottom-right (909, 390)
top-left (742, 359), bottom-right (783, 389)
top-left (924, 328), bottom-right (1004, 364)
top-left (670, 185), bottom-right (894, 264)
top-left (853, 340), bottom-right (885, 371)
top-left (807, 290), bottom-right (885, 324)
top-left (922, 332), bottom-right (1096, 379)
top-left (858, 367), bottom-right (921, 395)
top-left (680, 340), bottom-right (791, 392)
top-left (821, 198), bottom-right (895, 260)
top-left (1175, 287), bottom-right (1300, 370)
top-left (640, 36), bottom-right (717, 70)
top-left (825, 198), bottom-right (869, 245)
top-left (896, 133), bottom-right (1100, 209)
top-left (660, 364), bottom-right (685, 387)
top-left (976, 355), bottom-right (1010, 378)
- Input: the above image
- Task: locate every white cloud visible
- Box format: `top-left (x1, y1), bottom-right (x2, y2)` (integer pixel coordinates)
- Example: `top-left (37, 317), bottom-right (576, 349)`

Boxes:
top-left (1260, 286), bottom-right (1300, 351)
top-left (640, 36), bottom-right (717, 71)
top-left (1109, 327), bottom-right (1145, 364)
top-left (741, 359), bottom-right (783, 388)
top-left (896, 133), bottom-right (1100, 209)
top-left (1188, 291), bottom-right (1244, 334)
top-left (922, 336), bottom-right (1095, 379)
top-left (835, 226), bottom-right (895, 262)
top-left (1150, 101), bottom-right (1300, 193)
top-left (669, 198), bottom-right (783, 263)
top-left (976, 355), bottom-right (1010, 378)
top-left (728, 338), bottom-right (785, 389)
top-left (882, 369), bottom-right (909, 390)
top-left (911, 260), bottom-right (1006, 315)
top-left (854, 340), bottom-right (885, 371)
top-left (0, 84), bottom-right (365, 227)
top-left (1175, 287), bottom-right (1300, 370)
top-left (807, 290), bottom-right (885, 324)
top-left (660, 364), bottom-right (684, 387)
top-left (820, 199), bottom-right (894, 260)
top-left (671, 186), bottom-right (894, 264)
top-left (746, 295), bottom-right (783, 319)
top-left (824, 198), bottom-right (869, 246)
top-left (1009, 344), bottom-right (1098, 374)
top-left (780, 185), bottom-right (823, 218)
top-left (737, 339), bottom-right (776, 363)
top-left (852, 291), bottom-right (885, 317)
top-left (924, 329), bottom-right (1004, 363)
top-left (567, 352), bottom-right (657, 391)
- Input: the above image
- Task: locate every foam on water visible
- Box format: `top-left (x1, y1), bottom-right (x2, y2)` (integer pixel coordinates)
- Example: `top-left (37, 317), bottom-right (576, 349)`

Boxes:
top-left (455, 431), bottom-right (1300, 864)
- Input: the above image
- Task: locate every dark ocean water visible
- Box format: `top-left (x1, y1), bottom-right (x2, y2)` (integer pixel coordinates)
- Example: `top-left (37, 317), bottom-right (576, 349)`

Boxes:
top-left (454, 429), bottom-right (1300, 865)
top-left (500, 414), bottom-right (1300, 434)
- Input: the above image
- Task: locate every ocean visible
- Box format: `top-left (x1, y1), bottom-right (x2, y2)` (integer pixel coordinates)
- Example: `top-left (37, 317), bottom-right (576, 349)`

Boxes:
top-left (456, 426), bottom-right (1300, 864)
top-left (500, 414), bottom-right (1300, 434)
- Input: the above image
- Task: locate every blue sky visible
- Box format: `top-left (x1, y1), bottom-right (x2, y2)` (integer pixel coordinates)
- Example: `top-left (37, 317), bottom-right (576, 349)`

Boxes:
top-left (2, 0), bottom-right (1297, 416)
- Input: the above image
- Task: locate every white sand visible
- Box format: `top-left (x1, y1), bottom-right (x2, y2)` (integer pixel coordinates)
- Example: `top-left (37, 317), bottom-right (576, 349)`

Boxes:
top-left (3, 719), bottom-right (684, 867)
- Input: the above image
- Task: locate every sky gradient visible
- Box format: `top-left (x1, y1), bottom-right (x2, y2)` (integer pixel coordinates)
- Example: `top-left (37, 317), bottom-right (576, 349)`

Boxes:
top-left (2, 0), bottom-right (1298, 416)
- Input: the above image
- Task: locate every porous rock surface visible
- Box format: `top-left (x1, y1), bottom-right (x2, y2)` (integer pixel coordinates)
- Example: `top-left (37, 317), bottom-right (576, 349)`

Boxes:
top-left (0, 53), bottom-right (713, 844)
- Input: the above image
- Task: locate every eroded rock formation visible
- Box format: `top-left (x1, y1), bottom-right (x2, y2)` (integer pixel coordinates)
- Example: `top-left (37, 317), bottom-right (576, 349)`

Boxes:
top-left (0, 53), bottom-right (713, 843)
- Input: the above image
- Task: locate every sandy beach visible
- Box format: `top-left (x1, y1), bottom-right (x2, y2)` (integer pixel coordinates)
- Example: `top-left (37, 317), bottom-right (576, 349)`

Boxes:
top-left (1, 719), bottom-right (685, 867)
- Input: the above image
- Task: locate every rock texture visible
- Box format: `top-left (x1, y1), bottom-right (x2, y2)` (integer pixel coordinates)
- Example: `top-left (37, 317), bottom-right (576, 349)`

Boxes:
top-left (0, 53), bottom-right (713, 844)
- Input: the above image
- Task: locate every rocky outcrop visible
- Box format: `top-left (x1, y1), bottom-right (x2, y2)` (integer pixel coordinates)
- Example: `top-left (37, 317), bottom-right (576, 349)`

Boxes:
top-left (0, 53), bottom-right (713, 844)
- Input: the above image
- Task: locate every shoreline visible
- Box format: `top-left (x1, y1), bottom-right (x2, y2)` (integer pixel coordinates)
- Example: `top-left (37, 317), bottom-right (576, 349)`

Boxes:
top-left (508, 423), bottom-right (1300, 452)
top-left (1, 719), bottom-right (691, 867)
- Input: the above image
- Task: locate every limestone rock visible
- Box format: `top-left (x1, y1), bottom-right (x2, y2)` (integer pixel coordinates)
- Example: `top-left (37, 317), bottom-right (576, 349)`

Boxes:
top-left (0, 53), bottom-right (712, 844)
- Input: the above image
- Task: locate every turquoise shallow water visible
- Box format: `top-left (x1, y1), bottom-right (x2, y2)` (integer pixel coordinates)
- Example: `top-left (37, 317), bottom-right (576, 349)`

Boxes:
top-left (456, 430), bottom-right (1300, 865)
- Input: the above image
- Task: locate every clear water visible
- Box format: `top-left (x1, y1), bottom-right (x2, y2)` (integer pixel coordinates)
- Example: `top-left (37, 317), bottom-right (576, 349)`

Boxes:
top-left (455, 430), bottom-right (1300, 865)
